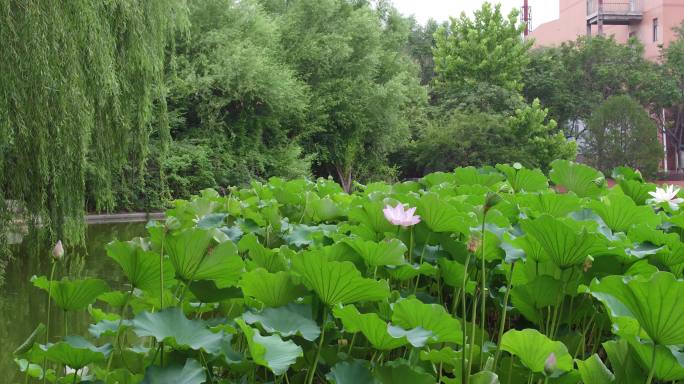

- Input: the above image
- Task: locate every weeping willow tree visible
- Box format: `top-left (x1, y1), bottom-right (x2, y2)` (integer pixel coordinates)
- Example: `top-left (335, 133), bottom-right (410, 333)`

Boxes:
top-left (0, 1), bottom-right (188, 243)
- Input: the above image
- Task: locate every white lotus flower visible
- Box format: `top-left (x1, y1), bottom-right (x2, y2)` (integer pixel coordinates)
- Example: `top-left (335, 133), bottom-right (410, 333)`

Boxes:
top-left (647, 185), bottom-right (684, 210)
top-left (383, 203), bottom-right (421, 227)
top-left (65, 366), bottom-right (88, 376)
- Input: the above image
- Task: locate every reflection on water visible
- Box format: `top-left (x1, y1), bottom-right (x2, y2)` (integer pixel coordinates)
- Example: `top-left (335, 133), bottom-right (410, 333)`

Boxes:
top-left (0, 221), bottom-right (147, 383)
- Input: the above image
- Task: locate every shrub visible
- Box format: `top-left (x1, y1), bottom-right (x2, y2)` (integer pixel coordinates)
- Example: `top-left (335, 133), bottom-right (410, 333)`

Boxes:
top-left (410, 101), bottom-right (575, 175)
top-left (583, 95), bottom-right (662, 177)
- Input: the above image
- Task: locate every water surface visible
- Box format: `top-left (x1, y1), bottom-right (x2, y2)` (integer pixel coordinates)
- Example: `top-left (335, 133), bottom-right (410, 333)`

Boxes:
top-left (0, 222), bottom-right (147, 383)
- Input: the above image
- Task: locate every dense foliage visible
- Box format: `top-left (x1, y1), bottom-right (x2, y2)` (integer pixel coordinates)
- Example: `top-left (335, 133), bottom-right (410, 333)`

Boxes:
top-left (0, 0), bottom-right (188, 241)
top-left (433, 3), bottom-right (532, 97)
top-left (14, 161), bottom-right (684, 383)
top-left (584, 95), bottom-right (662, 177)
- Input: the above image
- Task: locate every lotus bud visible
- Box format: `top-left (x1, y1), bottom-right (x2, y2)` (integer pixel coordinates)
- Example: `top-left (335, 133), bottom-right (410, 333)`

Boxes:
top-left (52, 240), bottom-right (64, 261)
top-left (544, 352), bottom-right (557, 375)
top-left (484, 192), bottom-right (502, 213)
top-left (513, 162), bottom-right (523, 170)
top-left (583, 256), bottom-right (594, 272)
top-left (467, 237), bottom-right (481, 253)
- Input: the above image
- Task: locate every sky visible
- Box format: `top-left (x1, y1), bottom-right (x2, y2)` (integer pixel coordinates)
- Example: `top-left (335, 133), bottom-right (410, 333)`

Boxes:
top-left (391, 0), bottom-right (559, 30)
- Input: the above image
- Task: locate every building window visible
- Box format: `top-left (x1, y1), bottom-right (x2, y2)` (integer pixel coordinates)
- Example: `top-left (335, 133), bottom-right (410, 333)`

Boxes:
top-left (653, 18), bottom-right (659, 42)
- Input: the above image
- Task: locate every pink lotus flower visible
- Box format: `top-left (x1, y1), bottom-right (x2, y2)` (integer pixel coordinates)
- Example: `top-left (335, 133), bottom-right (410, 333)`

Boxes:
top-left (544, 352), bottom-right (557, 375)
top-left (52, 240), bottom-right (64, 260)
top-left (383, 203), bottom-right (421, 227)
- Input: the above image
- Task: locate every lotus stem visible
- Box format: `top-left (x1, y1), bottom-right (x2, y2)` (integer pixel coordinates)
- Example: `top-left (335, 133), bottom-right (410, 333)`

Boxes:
top-left (466, 292), bottom-right (479, 383)
top-left (159, 230), bottom-right (166, 309)
top-left (43, 261), bottom-right (57, 384)
top-left (104, 286), bottom-right (134, 379)
top-left (347, 332), bottom-right (357, 356)
top-left (645, 341), bottom-right (657, 384)
top-left (493, 261), bottom-right (515, 370)
top-left (479, 216), bottom-right (487, 369)
top-left (460, 250), bottom-right (473, 384)
top-left (306, 311), bottom-right (327, 384)
top-left (413, 231), bottom-right (429, 293)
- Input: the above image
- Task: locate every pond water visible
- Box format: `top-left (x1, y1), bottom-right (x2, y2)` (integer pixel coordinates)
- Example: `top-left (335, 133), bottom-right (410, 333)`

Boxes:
top-left (0, 222), bottom-right (148, 383)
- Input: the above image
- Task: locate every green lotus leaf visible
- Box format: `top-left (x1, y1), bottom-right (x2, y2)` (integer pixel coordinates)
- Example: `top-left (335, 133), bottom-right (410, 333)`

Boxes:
top-left (616, 179), bottom-right (656, 205)
top-left (89, 319), bottom-right (132, 338)
top-left (374, 360), bottom-right (434, 384)
top-left (454, 166), bottom-right (504, 187)
top-left (387, 263), bottom-right (437, 281)
top-left (516, 193), bottom-right (582, 218)
top-left (292, 252), bottom-right (389, 305)
top-left (418, 193), bottom-right (475, 234)
top-left (165, 227), bottom-right (214, 281)
top-left (236, 318), bottom-right (303, 375)
top-left (391, 297), bottom-right (462, 344)
top-left (549, 159), bottom-right (605, 198)
top-left (326, 360), bottom-right (375, 384)
top-left (132, 308), bottom-right (225, 354)
top-left (103, 368), bottom-right (143, 384)
top-left (603, 339), bottom-right (646, 384)
top-left (627, 224), bottom-right (684, 267)
top-left (576, 354), bottom-right (614, 384)
top-left (348, 200), bottom-right (396, 234)
top-left (502, 232), bottom-right (548, 263)
top-left (511, 275), bottom-right (563, 324)
top-left (588, 272), bottom-right (684, 345)
top-left (13, 323), bottom-right (45, 356)
top-left (421, 171), bottom-right (457, 187)
top-left (333, 304), bottom-right (412, 350)
top-left (188, 280), bottom-right (243, 302)
top-left (342, 238), bottom-right (407, 267)
top-left (521, 215), bottom-right (608, 268)
top-left (243, 304), bottom-right (320, 341)
top-left (500, 329), bottom-right (573, 374)
top-left (588, 191), bottom-right (660, 233)
top-left (106, 240), bottom-right (173, 292)
top-left (419, 346), bottom-right (459, 366)
top-left (310, 196), bottom-right (344, 222)
top-left (239, 269), bottom-right (308, 307)
top-left (284, 223), bottom-right (336, 247)
top-left (238, 233), bottom-right (287, 272)
top-left (14, 358), bottom-right (46, 380)
top-left (141, 359), bottom-right (206, 384)
top-left (196, 213), bottom-right (228, 229)
top-left (496, 164), bottom-right (548, 192)
top-left (32, 276), bottom-right (109, 311)
top-left (98, 290), bottom-right (130, 307)
top-left (626, 336), bottom-right (684, 381)
top-left (41, 336), bottom-right (111, 369)
top-left (191, 240), bottom-right (244, 288)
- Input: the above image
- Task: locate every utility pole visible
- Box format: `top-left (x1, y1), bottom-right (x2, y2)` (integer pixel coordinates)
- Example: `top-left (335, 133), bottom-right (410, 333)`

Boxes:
top-left (597, 0), bottom-right (604, 35)
top-left (524, 0), bottom-right (529, 37)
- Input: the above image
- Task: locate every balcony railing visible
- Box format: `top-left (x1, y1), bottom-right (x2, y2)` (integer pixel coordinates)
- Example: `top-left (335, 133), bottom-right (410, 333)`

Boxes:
top-left (587, 0), bottom-right (641, 16)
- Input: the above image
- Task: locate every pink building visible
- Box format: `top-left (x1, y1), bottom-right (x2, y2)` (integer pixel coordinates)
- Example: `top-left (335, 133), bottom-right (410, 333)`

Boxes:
top-left (529, 0), bottom-right (684, 61)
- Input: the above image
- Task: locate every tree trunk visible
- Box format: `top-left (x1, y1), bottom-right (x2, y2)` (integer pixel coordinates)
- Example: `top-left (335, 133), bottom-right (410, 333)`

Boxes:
top-left (335, 165), bottom-right (353, 194)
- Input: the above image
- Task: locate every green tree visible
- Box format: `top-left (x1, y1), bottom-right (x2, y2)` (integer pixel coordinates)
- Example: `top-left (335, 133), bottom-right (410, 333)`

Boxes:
top-left (165, 0), bottom-right (312, 195)
top-left (433, 2), bottom-right (532, 99)
top-left (583, 95), bottom-right (662, 177)
top-left (407, 18), bottom-right (442, 85)
top-left (270, 0), bottom-right (426, 191)
top-left (524, 36), bottom-right (663, 139)
top-left (0, 0), bottom-right (187, 241)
